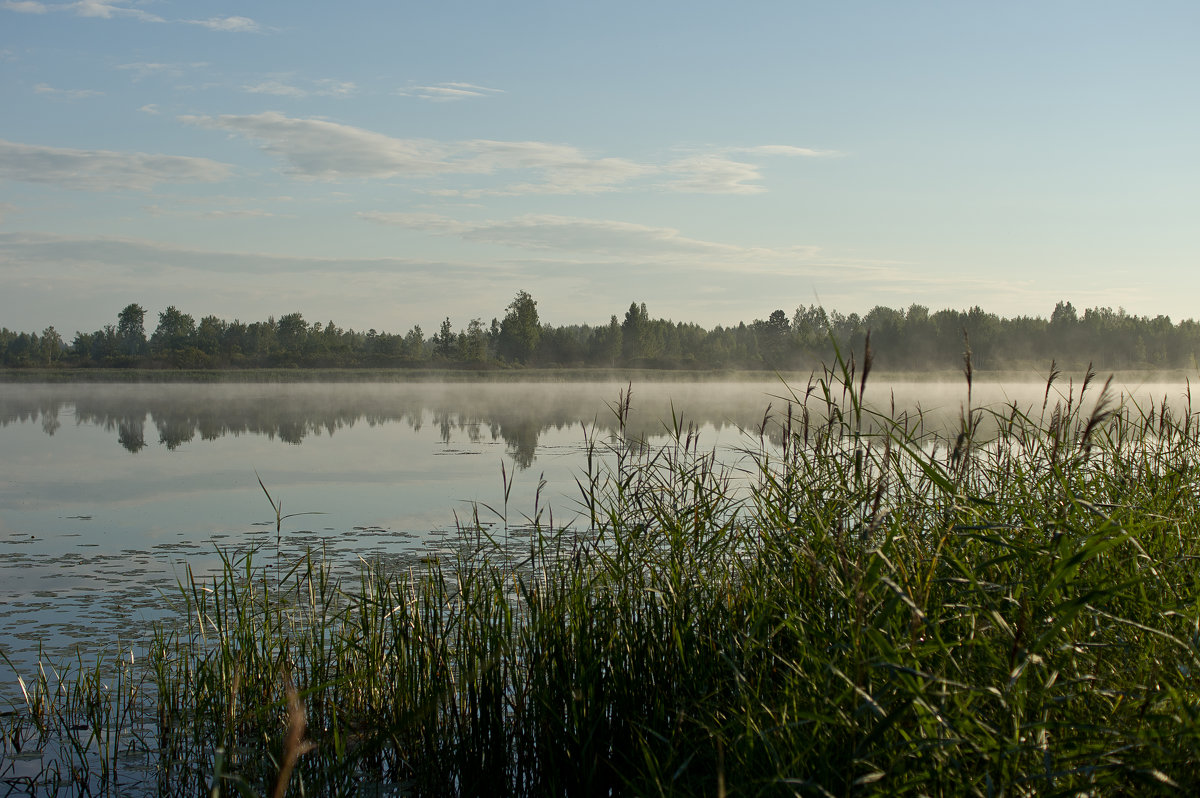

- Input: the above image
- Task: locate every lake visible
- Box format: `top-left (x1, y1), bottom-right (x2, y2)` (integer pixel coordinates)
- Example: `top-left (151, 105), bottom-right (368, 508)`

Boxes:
top-left (0, 375), bottom-right (1188, 682)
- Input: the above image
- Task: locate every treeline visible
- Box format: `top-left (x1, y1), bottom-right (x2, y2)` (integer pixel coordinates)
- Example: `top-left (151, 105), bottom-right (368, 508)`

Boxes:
top-left (2, 294), bottom-right (1198, 372)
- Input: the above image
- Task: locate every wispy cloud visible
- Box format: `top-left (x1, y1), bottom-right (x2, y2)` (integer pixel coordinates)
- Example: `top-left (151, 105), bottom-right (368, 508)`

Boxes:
top-left (360, 211), bottom-right (830, 274)
top-left (0, 202), bottom-right (18, 222)
top-left (459, 216), bottom-right (745, 258)
top-left (662, 155), bottom-right (768, 195)
top-left (243, 80), bottom-right (307, 98)
top-left (653, 145), bottom-right (839, 194)
top-left (186, 15), bottom-right (260, 33)
top-left (0, 139), bottom-right (232, 191)
top-left (34, 82), bottom-right (103, 99)
top-left (242, 77), bottom-right (357, 99)
top-left (180, 112), bottom-right (650, 192)
top-left (314, 79), bottom-right (356, 97)
top-left (2, 1), bottom-right (48, 13)
top-left (116, 61), bottom-right (208, 81)
top-left (143, 203), bottom-right (286, 220)
top-left (180, 113), bottom-right (833, 196)
top-left (70, 1), bottom-right (161, 22)
top-left (181, 112), bottom-right (452, 180)
top-left (359, 212), bottom-right (469, 233)
top-left (183, 112), bottom-right (817, 196)
top-left (396, 82), bottom-right (504, 102)
top-left (200, 208), bottom-right (281, 219)
top-left (138, 103), bottom-right (159, 114)
top-left (731, 144), bottom-right (840, 157)
top-left (0, 231), bottom-right (413, 273)
top-left (3, 2), bottom-right (261, 31)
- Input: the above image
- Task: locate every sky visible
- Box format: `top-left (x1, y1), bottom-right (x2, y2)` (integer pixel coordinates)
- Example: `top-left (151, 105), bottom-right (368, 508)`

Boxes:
top-left (1, 1), bottom-right (1198, 337)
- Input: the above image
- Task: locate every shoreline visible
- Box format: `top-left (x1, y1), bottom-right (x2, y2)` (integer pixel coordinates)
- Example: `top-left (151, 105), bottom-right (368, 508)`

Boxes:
top-left (2, 365), bottom-right (1193, 384)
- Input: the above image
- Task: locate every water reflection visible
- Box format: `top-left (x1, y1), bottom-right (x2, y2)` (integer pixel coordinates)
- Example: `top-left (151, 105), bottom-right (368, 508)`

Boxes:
top-left (1, 382), bottom-right (847, 469)
top-left (4, 378), bottom-right (1183, 470)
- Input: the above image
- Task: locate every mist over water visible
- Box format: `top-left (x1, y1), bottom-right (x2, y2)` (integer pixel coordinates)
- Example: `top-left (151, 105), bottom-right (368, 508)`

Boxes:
top-left (5, 376), bottom-right (1185, 452)
top-left (0, 377), bottom-right (1192, 676)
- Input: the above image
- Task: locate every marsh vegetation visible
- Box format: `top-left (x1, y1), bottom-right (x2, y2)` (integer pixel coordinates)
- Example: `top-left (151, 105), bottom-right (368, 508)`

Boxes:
top-left (3, 354), bottom-right (1200, 795)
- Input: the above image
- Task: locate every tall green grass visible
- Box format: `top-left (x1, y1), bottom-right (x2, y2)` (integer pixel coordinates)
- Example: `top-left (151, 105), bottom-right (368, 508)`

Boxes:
top-left (3, 353), bottom-right (1200, 796)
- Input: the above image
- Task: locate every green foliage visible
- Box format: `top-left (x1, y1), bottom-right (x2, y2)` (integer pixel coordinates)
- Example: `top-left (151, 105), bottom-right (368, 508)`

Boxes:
top-left (6, 296), bottom-right (1200, 372)
top-left (116, 303), bottom-right (147, 357)
top-left (498, 290), bottom-right (541, 364)
top-left (433, 317), bottom-right (457, 360)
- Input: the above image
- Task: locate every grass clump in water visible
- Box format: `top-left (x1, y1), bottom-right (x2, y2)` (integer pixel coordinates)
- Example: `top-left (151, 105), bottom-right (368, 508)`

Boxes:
top-left (4, 352), bottom-right (1200, 795)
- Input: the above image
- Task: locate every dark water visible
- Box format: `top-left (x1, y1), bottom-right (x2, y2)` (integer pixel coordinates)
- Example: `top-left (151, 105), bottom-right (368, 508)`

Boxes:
top-left (0, 377), bottom-right (1185, 678)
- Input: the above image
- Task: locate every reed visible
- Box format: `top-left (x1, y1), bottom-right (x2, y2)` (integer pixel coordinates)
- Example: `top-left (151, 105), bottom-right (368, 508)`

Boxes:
top-left (3, 350), bottom-right (1200, 795)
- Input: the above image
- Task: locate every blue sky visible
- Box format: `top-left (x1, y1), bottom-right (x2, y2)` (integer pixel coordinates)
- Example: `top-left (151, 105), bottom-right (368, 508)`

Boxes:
top-left (1, 1), bottom-right (1197, 336)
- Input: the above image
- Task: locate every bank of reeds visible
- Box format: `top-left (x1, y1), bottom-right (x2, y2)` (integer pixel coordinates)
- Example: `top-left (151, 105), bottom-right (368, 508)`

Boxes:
top-left (3, 352), bottom-right (1200, 796)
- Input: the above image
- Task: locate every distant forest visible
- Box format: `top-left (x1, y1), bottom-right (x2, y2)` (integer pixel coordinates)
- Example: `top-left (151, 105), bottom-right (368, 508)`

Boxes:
top-left (2, 291), bottom-right (1198, 372)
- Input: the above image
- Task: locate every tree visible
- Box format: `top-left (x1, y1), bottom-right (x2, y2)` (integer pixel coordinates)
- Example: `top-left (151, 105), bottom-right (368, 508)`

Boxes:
top-left (403, 325), bottom-right (426, 360)
top-left (196, 315), bottom-right (226, 356)
top-left (434, 318), bottom-right (457, 359)
top-left (276, 313), bottom-right (309, 355)
top-left (91, 325), bottom-right (120, 362)
top-left (116, 303), bottom-right (147, 356)
top-left (1051, 300), bottom-right (1078, 327)
top-left (498, 290), bottom-right (541, 363)
top-left (41, 326), bottom-right (63, 365)
top-left (70, 331), bottom-right (94, 360)
top-left (621, 302), bottom-right (649, 361)
top-left (3, 331), bottom-right (35, 366)
top-left (151, 306), bottom-right (196, 354)
top-left (591, 315), bottom-right (623, 365)
top-left (461, 318), bottom-right (488, 362)
top-left (756, 309), bottom-right (792, 365)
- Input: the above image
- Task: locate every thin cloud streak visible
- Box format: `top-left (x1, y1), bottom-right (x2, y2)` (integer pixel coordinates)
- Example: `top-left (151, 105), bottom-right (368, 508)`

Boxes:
top-left (180, 111), bottom-right (815, 195)
top-left (662, 155), bottom-right (767, 195)
top-left (242, 78), bottom-right (357, 98)
top-left (731, 145), bottom-right (840, 158)
top-left (186, 16), bottom-right (261, 33)
top-left (142, 204), bottom-right (288, 220)
top-left (243, 80), bottom-right (307, 98)
top-left (0, 231), bottom-right (493, 277)
top-left (397, 82), bottom-right (505, 101)
top-left (34, 82), bottom-right (103, 99)
top-left (2, 2), bottom-right (261, 31)
top-left (2, 1), bottom-right (48, 13)
top-left (180, 112), bottom-right (651, 191)
top-left (70, 1), bottom-right (161, 21)
top-left (116, 61), bottom-right (209, 80)
top-left (361, 211), bottom-right (844, 275)
top-left (0, 139), bottom-right (232, 191)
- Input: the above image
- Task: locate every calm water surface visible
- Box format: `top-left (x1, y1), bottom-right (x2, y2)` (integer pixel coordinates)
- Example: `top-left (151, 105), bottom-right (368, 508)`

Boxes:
top-left (0, 377), bottom-right (1187, 677)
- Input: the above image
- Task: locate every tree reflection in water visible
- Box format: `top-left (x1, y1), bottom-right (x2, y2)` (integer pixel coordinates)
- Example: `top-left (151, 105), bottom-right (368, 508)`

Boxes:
top-left (0, 379), bottom-right (1047, 468)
